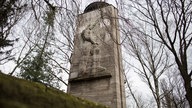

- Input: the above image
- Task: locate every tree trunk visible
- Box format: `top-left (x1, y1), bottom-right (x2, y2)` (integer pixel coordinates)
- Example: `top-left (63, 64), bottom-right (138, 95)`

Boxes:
top-left (178, 65), bottom-right (192, 107)
top-left (184, 76), bottom-right (192, 107)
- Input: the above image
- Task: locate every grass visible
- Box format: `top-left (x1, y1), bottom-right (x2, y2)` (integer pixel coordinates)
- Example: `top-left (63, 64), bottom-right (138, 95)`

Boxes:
top-left (0, 72), bottom-right (109, 108)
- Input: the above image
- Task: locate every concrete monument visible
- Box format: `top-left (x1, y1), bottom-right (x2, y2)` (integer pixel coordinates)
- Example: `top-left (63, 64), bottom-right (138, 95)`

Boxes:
top-left (67, 2), bottom-right (126, 108)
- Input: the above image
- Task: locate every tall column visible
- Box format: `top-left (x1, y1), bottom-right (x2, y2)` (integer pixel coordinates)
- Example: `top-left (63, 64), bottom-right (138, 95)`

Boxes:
top-left (67, 2), bottom-right (126, 108)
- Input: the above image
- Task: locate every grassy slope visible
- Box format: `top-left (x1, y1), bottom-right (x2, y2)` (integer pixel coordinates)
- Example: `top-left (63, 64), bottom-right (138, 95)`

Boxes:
top-left (0, 73), bottom-right (108, 108)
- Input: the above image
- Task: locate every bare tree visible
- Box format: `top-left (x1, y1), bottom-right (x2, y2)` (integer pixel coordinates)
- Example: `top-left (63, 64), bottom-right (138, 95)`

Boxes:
top-left (117, 0), bottom-right (192, 107)
top-left (122, 28), bottom-right (172, 108)
top-left (124, 67), bottom-right (146, 108)
top-left (161, 68), bottom-right (188, 108)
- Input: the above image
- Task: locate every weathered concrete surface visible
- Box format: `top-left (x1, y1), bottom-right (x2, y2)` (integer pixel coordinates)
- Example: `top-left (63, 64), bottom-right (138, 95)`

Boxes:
top-left (0, 73), bottom-right (108, 108)
top-left (68, 2), bottom-right (126, 108)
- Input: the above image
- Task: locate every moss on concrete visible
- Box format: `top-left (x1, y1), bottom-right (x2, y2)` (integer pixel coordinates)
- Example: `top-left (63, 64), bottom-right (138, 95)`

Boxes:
top-left (0, 73), bottom-right (109, 108)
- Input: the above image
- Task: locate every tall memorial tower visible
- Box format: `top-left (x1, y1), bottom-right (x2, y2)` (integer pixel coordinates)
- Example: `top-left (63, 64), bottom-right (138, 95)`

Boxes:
top-left (67, 2), bottom-right (126, 108)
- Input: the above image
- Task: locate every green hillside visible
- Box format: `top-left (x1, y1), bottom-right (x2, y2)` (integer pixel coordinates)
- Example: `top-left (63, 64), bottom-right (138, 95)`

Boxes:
top-left (0, 72), bottom-right (108, 108)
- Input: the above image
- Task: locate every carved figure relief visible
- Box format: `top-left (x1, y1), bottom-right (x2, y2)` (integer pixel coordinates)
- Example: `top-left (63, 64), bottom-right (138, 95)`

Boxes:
top-left (78, 20), bottom-right (106, 77)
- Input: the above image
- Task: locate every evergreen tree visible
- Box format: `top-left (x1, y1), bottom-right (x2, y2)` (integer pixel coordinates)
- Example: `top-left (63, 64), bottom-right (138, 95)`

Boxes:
top-left (18, 4), bottom-right (59, 88)
top-left (18, 49), bottom-right (59, 87)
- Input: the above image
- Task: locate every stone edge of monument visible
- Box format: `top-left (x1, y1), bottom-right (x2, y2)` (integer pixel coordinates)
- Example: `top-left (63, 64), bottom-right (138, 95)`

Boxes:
top-left (69, 72), bottom-right (112, 83)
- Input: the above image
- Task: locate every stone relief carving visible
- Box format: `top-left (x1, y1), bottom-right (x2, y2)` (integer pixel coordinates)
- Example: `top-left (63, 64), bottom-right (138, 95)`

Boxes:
top-left (78, 21), bottom-right (106, 77)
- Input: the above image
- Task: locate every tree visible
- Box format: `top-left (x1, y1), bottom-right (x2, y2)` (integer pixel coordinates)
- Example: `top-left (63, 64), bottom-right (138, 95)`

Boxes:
top-left (118, 0), bottom-right (192, 106)
top-left (17, 4), bottom-right (56, 87)
top-left (18, 49), bottom-right (59, 87)
top-left (8, 0), bottom-right (81, 89)
top-left (124, 68), bottom-right (146, 108)
top-left (0, 0), bottom-right (27, 64)
top-left (122, 24), bottom-right (172, 107)
top-left (17, 3), bottom-right (61, 88)
top-left (160, 69), bottom-right (188, 108)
